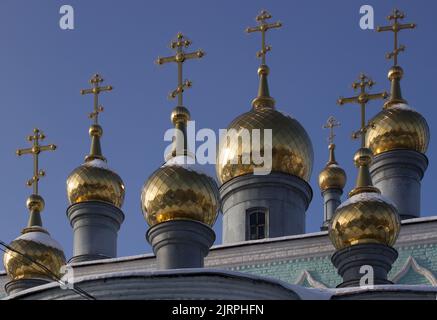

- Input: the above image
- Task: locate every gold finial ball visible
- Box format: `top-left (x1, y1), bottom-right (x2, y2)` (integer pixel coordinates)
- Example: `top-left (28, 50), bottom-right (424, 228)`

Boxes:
top-left (388, 66), bottom-right (404, 81)
top-left (171, 106), bottom-right (191, 124)
top-left (89, 124), bottom-right (103, 138)
top-left (258, 65), bottom-right (270, 76)
top-left (66, 160), bottom-right (125, 208)
top-left (366, 104), bottom-right (429, 156)
top-left (26, 194), bottom-right (45, 212)
top-left (328, 192), bottom-right (401, 250)
top-left (216, 107), bottom-right (313, 184)
top-left (353, 147), bottom-right (373, 167)
top-left (141, 161), bottom-right (220, 227)
top-left (3, 231), bottom-right (66, 281)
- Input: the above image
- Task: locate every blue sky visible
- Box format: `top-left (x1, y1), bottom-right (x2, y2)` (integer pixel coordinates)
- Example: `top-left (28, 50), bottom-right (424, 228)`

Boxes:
top-left (0, 0), bottom-right (435, 260)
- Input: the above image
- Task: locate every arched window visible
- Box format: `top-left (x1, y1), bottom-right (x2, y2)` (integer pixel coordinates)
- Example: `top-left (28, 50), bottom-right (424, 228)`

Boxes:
top-left (247, 208), bottom-right (267, 240)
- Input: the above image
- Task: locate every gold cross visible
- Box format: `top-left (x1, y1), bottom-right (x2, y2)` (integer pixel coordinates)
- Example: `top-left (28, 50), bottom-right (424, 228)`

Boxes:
top-left (156, 33), bottom-right (205, 106)
top-left (337, 74), bottom-right (388, 147)
top-left (16, 128), bottom-right (56, 195)
top-left (246, 10), bottom-right (282, 65)
top-left (80, 74), bottom-right (113, 124)
top-left (376, 8), bottom-right (416, 66)
top-left (323, 116), bottom-right (340, 145)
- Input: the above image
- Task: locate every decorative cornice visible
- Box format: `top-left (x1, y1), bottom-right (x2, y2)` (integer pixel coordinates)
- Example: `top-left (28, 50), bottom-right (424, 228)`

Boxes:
top-left (391, 256), bottom-right (437, 286)
top-left (295, 270), bottom-right (327, 289)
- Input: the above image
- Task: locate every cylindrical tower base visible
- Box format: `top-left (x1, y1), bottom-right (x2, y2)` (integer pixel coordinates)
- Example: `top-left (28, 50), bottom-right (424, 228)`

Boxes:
top-left (146, 220), bottom-right (215, 270)
top-left (331, 243), bottom-right (398, 288)
top-left (321, 188), bottom-right (342, 231)
top-left (220, 173), bottom-right (312, 244)
top-left (67, 201), bottom-right (124, 263)
top-left (370, 150), bottom-right (428, 220)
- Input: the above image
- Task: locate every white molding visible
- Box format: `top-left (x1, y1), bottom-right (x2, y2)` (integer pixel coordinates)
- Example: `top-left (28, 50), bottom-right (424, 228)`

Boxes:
top-left (295, 270), bottom-right (327, 289)
top-left (391, 256), bottom-right (437, 286)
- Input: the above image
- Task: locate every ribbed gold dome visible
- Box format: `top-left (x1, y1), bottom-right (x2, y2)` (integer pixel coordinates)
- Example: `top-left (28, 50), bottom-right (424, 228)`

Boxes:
top-left (216, 106), bottom-right (314, 184)
top-left (66, 159), bottom-right (125, 208)
top-left (3, 230), bottom-right (66, 281)
top-left (366, 104), bottom-right (429, 156)
top-left (318, 144), bottom-right (346, 191)
top-left (328, 148), bottom-right (400, 250)
top-left (141, 157), bottom-right (220, 227)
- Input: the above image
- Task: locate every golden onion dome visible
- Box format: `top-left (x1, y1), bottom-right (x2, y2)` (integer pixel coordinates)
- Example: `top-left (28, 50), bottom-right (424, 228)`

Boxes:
top-left (66, 124), bottom-right (125, 208)
top-left (66, 159), bottom-right (125, 208)
top-left (141, 156), bottom-right (220, 227)
top-left (328, 148), bottom-right (400, 250)
top-left (318, 144), bottom-right (346, 192)
top-left (216, 63), bottom-right (313, 184)
top-left (217, 106), bottom-right (313, 184)
top-left (329, 191), bottom-right (400, 250)
top-left (68, 75), bottom-right (124, 207)
top-left (366, 66), bottom-right (430, 156)
top-left (3, 229), bottom-right (66, 281)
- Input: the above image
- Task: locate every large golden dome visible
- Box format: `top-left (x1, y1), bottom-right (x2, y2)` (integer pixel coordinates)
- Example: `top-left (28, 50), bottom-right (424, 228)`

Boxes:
top-left (318, 144), bottom-right (346, 191)
top-left (366, 104), bottom-right (429, 156)
top-left (328, 148), bottom-right (400, 250)
top-left (216, 106), bottom-right (313, 184)
top-left (366, 66), bottom-right (430, 156)
top-left (141, 156), bottom-right (220, 227)
top-left (66, 159), bottom-right (125, 208)
top-left (3, 230), bottom-right (66, 281)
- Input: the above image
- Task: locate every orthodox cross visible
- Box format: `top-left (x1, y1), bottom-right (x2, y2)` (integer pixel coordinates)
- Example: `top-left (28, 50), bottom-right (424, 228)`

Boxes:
top-left (323, 116), bottom-right (341, 145)
top-left (80, 74), bottom-right (113, 124)
top-left (156, 33), bottom-right (205, 106)
top-left (16, 128), bottom-right (56, 195)
top-left (376, 8), bottom-right (416, 66)
top-left (337, 74), bottom-right (388, 147)
top-left (246, 10), bottom-right (282, 65)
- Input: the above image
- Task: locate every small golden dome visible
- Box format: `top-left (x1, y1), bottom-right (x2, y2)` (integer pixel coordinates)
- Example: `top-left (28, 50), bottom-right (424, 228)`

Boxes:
top-left (216, 107), bottom-right (314, 184)
top-left (141, 157), bottom-right (220, 227)
top-left (3, 230), bottom-right (66, 281)
top-left (318, 144), bottom-right (346, 192)
top-left (328, 148), bottom-right (400, 250)
top-left (319, 166), bottom-right (346, 192)
top-left (366, 103), bottom-right (429, 156)
top-left (66, 159), bottom-right (125, 208)
top-left (328, 191), bottom-right (400, 250)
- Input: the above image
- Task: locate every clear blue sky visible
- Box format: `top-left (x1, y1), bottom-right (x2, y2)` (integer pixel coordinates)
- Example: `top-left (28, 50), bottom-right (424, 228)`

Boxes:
top-left (0, 0), bottom-right (435, 259)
